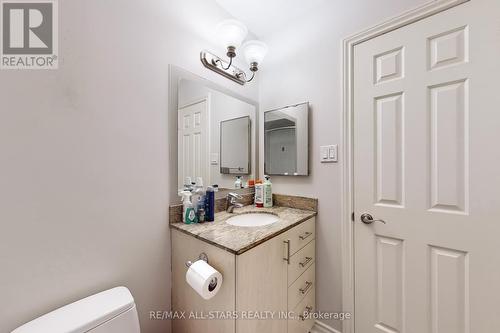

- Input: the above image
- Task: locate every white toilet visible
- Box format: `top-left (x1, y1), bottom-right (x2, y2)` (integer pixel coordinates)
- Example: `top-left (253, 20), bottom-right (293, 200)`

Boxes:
top-left (11, 287), bottom-right (140, 333)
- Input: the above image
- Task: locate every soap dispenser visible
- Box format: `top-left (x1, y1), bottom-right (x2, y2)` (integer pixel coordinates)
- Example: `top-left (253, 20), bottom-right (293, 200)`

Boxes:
top-left (234, 176), bottom-right (243, 189)
top-left (263, 175), bottom-right (273, 208)
top-left (254, 179), bottom-right (264, 208)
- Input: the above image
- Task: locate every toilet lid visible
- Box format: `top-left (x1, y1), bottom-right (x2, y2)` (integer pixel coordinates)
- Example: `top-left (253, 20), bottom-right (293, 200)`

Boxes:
top-left (11, 287), bottom-right (135, 333)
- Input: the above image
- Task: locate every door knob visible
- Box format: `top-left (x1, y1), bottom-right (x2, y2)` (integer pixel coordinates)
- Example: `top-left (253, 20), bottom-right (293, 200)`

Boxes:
top-left (360, 213), bottom-right (386, 225)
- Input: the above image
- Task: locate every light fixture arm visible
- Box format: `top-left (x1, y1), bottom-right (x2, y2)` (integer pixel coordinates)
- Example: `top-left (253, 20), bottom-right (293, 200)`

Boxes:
top-left (200, 50), bottom-right (247, 85)
top-left (212, 45), bottom-right (236, 70)
top-left (237, 62), bottom-right (258, 82)
top-left (212, 56), bottom-right (233, 70)
top-left (239, 71), bottom-right (255, 82)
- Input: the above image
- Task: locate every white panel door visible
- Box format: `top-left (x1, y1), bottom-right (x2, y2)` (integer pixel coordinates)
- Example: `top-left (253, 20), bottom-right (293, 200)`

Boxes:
top-left (354, 1), bottom-right (500, 332)
top-left (178, 99), bottom-right (209, 189)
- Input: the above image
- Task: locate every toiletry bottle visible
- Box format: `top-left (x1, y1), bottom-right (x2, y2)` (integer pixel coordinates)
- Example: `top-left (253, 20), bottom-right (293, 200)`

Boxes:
top-left (184, 177), bottom-right (192, 191)
top-left (205, 186), bottom-right (215, 222)
top-left (196, 195), bottom-right (205, 220)
top-left (179, 190), bottom-right (189, 223)
top-left (194, 178), bottom-right (205, 214)
top-left (180, 191), bottom-right (197, 224)
top-left (196, 177), bottom-right (204, 189)
top-left (198, 208), bottom-right (206, 223)
top-left (263, 175), bottom-right (273, 208)
top-left (254, 180), bottom-right (264, 208)
top-left (247, 175), bottom-right (255, 188)
top-left (235, 176), bottom-right (242, 189)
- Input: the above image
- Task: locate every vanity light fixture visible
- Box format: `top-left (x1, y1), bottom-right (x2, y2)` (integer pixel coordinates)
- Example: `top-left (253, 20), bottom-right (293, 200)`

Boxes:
top-left (214, 19), bottom-right (247, 68)
top-left (200, 19), bottom-right (268, 85)
top-left (241, 40), bottom-right (268, 82)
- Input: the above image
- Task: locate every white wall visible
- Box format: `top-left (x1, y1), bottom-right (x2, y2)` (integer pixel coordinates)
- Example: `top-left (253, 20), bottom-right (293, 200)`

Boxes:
top-left (257, 0), bottom-right (429, 331)
top-left (0, 1), bottom-right (257, 332)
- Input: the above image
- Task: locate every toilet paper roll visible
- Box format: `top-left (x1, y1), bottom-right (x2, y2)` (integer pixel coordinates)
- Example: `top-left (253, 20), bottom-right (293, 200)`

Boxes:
top-left (186, 260), bottom-right (223, 300)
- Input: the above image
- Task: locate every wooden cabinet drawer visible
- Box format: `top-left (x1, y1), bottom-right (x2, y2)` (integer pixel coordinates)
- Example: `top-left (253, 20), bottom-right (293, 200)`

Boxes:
top-left (288, 263), bottom-right (315, 310)
top-left (288, 287), bottom-right (315, 333)
top-left (287, 218), bottom-right (315, 256)
top-left (288, 240), bottom-right (315, 286)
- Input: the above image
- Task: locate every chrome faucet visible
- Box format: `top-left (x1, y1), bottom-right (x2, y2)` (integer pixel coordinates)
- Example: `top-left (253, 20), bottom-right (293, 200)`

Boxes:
top-left (226, 192), bottom-right (244, 213)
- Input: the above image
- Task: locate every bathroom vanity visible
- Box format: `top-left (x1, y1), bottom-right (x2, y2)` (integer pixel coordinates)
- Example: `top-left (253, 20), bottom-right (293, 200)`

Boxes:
top-left (170, 200), bottom-right (317, 333)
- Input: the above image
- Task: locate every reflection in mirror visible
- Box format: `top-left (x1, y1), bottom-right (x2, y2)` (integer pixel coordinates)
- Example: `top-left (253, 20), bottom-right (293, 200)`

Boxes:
top-left (220, 116), bottom-right (250, 174)
top-left (176, 78), bottom-right (256, 194)
top-left (264, 102), bottom-right (309, 176)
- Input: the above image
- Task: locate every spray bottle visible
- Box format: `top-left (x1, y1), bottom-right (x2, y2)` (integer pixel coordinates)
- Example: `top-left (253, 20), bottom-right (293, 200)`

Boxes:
top-left (179, 191), bottom-right (197, 224)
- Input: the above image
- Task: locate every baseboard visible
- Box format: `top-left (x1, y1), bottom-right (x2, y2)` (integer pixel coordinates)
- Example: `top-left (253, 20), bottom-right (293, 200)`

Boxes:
top-left (310, 320), bottom-right (342, 333)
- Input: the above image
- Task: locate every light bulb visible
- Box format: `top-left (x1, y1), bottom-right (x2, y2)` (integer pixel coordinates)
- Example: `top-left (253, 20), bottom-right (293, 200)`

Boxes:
top-left (215, 19), bottom-right (248, 49)
top-left (242, 40), bottom-right (268, 70)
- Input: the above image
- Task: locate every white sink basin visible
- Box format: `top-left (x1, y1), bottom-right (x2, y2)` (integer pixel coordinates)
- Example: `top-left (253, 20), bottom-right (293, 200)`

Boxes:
top-left (226, 213), bottom-right (279, 227)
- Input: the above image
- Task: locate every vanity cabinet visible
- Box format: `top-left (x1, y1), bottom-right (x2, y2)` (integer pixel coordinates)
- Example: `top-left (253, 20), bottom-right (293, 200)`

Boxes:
top-left (171, 217), bottom-right (316, 333)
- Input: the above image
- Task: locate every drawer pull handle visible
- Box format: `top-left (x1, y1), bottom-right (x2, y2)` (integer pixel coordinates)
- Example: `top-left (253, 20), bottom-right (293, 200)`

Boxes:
top-left (299, 231), bottom-right (313, 240)
top-left (299, 306), bottom-right (314, 321)
top-left (299, 256), bottom-right (313, 267)
top-left (283, 240), bottom-right (290, 265)
top-left (299, 281), bottom-right (313, 294)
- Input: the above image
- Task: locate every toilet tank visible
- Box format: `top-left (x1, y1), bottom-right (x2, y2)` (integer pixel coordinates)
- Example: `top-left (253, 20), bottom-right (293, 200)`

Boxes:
top-left (11, 287), bottom-right (140, 333)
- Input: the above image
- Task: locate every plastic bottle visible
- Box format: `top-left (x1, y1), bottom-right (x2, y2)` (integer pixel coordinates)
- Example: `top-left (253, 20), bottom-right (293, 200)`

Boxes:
top-left (205, 186), bottom-right (215, 222)
top-left (196, 195), bottom-right (206, 219)
top-left (263, 175), bottom-right (273, 208)
top-left (192, 178), bottom-right (206, 219)
top-left (254, 180), bottom-right (264, 208)
top-left (179, 191), bottom-right (197, 224)
top-left (234, 176), bottom-right (243, 189)
top-left (198, 208), bottom-right (206, 223)
top-left (179, 191), bottom-right (190, 223)
top-left (183, 177), bottom-right (193, 191)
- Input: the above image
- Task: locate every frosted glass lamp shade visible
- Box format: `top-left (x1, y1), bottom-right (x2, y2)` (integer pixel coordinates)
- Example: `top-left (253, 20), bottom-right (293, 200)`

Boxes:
top-left (216, 19), bottom-right (248, 48)
top-left (242, 40), bottom-right (268, 66)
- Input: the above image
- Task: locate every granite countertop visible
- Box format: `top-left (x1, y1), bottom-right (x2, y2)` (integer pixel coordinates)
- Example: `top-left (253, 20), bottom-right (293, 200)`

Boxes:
top-left (170, 205), bottom-right (317, 255)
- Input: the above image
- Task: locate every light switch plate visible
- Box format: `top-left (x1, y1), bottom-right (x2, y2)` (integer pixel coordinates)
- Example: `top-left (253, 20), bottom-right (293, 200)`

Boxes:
top-left (320, 145), bottom-right (338, 163)
top-left (210, 153), bottom-right (219, 165)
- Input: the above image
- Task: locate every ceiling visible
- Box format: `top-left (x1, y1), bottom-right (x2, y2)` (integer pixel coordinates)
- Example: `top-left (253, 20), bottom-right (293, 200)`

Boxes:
top-left (214, 0), bottom-right (328, 38)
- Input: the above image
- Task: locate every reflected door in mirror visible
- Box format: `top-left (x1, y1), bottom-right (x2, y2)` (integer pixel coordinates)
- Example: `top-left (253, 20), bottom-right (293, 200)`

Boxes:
top-left (178, 99), bottom-right (209, 188)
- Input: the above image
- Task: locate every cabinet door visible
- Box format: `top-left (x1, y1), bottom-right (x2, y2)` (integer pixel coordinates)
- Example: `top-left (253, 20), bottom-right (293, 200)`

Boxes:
top-left (172, 230), bottom-right (236, 333)
top-left (236, 231), bottom-right (289, 333)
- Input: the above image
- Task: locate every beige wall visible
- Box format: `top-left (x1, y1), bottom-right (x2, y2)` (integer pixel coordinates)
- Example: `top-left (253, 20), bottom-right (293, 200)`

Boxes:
top-left (257, 0), bottom-right (429, 331)
top-left (0, 1), bottom-right (257, 332)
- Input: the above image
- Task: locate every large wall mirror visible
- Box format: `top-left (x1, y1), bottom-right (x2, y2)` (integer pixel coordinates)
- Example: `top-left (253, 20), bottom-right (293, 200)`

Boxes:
top-left (169, 66), bottom-right (258, 202)
top-left (264, 102), bottom-right (309, 176)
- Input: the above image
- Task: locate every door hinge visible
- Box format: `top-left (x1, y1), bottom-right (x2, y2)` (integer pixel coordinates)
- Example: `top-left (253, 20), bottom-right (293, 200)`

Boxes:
top-left (351, 212), bottom-right (355, 221)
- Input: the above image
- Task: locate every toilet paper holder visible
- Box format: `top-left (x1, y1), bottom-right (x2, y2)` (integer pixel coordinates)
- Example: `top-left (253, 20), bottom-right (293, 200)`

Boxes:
top-left (185, 252), bottom-right (209, 268)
